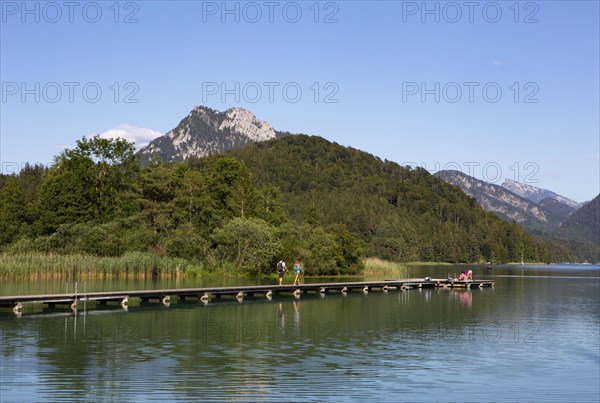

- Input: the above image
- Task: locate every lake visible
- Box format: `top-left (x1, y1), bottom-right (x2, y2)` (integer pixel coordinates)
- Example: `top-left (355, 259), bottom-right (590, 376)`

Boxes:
top-left (1, 264), bottom-right (598, 402)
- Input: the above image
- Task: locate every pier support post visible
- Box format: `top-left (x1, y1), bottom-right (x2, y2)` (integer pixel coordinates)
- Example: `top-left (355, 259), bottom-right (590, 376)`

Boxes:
top-left (200, 293), bottom-right (210, 303)
top-left (162, 295), bottom-right (170, 306)
top-left (293, 289), bottom-right (301, 298)
top-left (363, 286), bottom-right (369, 294)
top-left (265, 290), bottom-right (273, 300)
top-left (341, 287), bottom-right (347, 295)
top-left (319, 287), bottom-right (327, 295)
top-left (12, 303), bottom-right (22, 315)
top-left (236, 292), bottom-right (244, 302)
top-left (121, 297), bottom-right (129, 308)
top-left (382, 285), bottom-right (389, 293)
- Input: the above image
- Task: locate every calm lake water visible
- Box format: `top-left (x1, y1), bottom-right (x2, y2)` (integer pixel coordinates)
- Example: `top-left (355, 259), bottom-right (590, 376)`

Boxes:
top-left (1, 265), bottom-right (599, 402)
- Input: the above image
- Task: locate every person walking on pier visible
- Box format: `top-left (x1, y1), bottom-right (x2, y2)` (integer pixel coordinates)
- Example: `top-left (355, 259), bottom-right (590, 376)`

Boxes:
top-left (293, 259), bottom-right (303, 285)
top-left (277, 259), bottom-right (287, 285)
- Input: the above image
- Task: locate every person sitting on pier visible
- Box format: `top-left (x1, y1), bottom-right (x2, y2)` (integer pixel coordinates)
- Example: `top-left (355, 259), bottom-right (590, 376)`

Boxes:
top-left (456, 269), bottom-right (473, 281)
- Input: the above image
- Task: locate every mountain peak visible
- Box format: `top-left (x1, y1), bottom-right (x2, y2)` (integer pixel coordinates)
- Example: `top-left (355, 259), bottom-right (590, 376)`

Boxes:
top-left (138, 105), bottom-right (279, 165)
top-left (219, 107), bottom-right (276, 141)
top-left (501, 178), bottom-right (582, 208)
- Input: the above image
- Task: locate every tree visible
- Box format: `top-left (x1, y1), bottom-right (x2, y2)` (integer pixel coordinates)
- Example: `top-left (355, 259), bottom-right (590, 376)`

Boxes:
top-left (326, 223), bottom-right (365, 274)
top-left (34, 135), bottom-right (137, 233)
top-left (211, 217), bottom-right (281, 275)
top-left (200, 156), bottom-right (258, 227)
top-left (18, 163), bottom-right (46, 202)
top-left (165, 223), bottom-right (209, 260)
top-left (171, 168), bottom-right (216, 233)
top-left (0, 177), bottom-right (28, 245)
top-left (253, 185), bottom-right (287, 226)
top-left (66, 135), bottom-right (137, 222)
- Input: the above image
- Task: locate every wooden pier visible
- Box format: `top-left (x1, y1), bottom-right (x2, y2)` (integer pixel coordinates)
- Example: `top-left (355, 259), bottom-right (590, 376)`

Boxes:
top-left (0, 278), bottom-right (494, 315)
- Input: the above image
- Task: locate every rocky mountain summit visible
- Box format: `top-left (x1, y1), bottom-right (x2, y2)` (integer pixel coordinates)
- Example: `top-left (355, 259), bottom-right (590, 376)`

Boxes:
top-left (138, 106), bottom-right (286, 165)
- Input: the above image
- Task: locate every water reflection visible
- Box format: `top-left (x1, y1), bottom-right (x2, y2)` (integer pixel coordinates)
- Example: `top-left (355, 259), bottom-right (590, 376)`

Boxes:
top-left (454, 289), bottom-right (473, 309)
top-left (293, 300), bottom-right (300, 337)
top-left (0, 265), bottom-right (598, 402)
top-left (277, 302), bottom-right (285, 338)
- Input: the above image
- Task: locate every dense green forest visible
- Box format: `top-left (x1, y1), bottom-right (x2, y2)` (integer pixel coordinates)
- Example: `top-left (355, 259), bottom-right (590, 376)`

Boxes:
top-left (0, 135), bottom-right (596, 278)
top-left (228, 135), bottom-right (598, 263)
top-left (555, 194), bottom-right (600, 245)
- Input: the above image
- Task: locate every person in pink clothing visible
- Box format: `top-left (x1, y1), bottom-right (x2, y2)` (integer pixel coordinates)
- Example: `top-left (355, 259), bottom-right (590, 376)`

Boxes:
top-left (456, 269), bottom-right (473, 281)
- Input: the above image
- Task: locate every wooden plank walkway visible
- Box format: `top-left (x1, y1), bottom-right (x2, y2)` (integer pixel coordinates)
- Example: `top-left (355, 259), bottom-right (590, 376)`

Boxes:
top-left (0, 278), bottom-right (494, 315)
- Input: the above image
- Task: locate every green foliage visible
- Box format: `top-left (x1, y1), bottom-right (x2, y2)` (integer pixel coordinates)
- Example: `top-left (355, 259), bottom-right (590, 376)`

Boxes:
top-left (164, 223), bottom-right (209, 261)
top-left (555, 194), bottom-right (600, 245)
top-left (326, 224), bottom-right (365, 274)
top-left (17, 163), bottom-right (46, 202)
top-left (0, 134), bottom-right (595, 279)
top-left (276, 222), bottom-right (364, 276)
top-left (229, 135), bottom-right (589, 264)
top-left (33, 135), bottom-right (137, 234)
top-left (0, 178), bottom-right (28, 245)
top-left (278, 223), bottom-right (338, 275)
top-left (253, 185), bottom-right (288, 226)
top-left (211, 217), bottom-right (281, 275)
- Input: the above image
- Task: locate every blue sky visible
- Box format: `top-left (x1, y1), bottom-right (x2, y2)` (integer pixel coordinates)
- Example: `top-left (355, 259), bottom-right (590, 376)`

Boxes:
top-left (1, 0), bottom-right (599, 202)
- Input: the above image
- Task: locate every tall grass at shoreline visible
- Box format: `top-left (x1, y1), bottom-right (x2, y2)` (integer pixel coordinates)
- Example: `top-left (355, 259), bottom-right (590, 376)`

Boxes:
top-left (362, 257), bottom-right (409, 277)
top-left (0, 252), bottom-right (237, 279)
top-left (1, 253), bottom-right (452, 280)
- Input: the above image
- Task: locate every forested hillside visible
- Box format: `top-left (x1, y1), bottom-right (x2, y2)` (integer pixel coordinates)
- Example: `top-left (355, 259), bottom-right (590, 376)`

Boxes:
top-left (228, 135), bottom-right (585, 263)
top-left (0, 135), bottom-right (363, 276)
top-left (556, 194), bottom-right (600, 245)
top-left (0, 135), bottom-right (594, 278)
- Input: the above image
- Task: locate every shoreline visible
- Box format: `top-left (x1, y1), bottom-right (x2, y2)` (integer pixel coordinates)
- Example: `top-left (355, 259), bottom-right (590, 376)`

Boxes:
top-left (2, 252), bottom-right (595, 280)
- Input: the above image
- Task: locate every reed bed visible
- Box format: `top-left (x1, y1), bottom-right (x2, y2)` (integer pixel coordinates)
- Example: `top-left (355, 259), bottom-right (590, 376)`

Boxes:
top-left (361, 257), bottom-right (409, 277)
top-left (0, 252), bottom-right (209, 279)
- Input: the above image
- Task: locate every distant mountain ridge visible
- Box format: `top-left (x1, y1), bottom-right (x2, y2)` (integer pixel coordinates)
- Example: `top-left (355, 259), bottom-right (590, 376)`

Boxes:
top-left (137, 106), bottom-right (288, 165)
top-left (556, 194), bottom-right (600, 244)
top-left (436, 170), bottom-right (559, 232)
top-left (436, 170), bottom-right (578, 233)
top-left (501, 178), bottom-right (583, 208)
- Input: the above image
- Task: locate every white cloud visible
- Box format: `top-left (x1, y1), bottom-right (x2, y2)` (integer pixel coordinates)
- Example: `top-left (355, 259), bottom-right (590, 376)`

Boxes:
top-left (493, 60), bottom-right (503, 66)
top-left (99, 124), bottom-right (163, 150)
